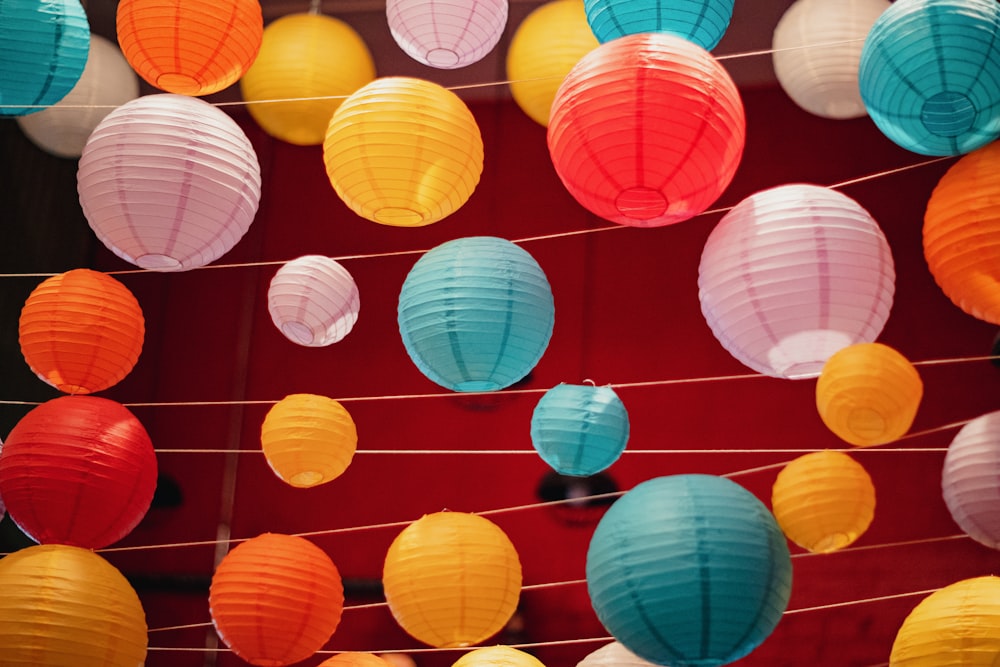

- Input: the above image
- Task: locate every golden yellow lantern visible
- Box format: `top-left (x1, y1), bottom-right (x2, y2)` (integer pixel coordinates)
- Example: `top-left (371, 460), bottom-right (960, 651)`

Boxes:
top-left (452, 646), bottom-right (546, 667)
top-left (318, 653), bottom-right (392, 667)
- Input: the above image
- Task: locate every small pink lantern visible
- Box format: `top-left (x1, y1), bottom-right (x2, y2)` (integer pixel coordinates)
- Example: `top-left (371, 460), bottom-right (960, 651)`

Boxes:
top-left (942, 410), bottom-right (1000, 549)
top-left (268, 256), bottom-right (360, 347)
top-left (387, 0), bottom-right (508, 69)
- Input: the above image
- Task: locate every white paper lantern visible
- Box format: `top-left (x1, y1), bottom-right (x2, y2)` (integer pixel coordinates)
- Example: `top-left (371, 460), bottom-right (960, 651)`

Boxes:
top-left (387, 0), bottom-right (508, 69)
top-left (577, 642), bottom-right (657, 667)
top-left (267, 255), bottom-right (360, 347)
top-left (942, 410), bottom-right (1000, 549)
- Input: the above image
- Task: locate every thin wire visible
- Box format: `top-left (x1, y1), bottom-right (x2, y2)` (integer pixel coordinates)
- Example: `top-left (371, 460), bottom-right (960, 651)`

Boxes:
top-left (782, 588), bottom-right (939, 615)
top-left (149, 446), bottom-right (952, 455)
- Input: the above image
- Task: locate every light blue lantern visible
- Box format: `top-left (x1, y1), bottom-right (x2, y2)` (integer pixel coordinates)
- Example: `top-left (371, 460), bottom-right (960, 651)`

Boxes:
top-left (530, 383), bottom-right (629, 476)
top-left (858, 0), bottom-right (1000, 156)
top-left (0, 0), bottom-right (90, 117)
top-left (397, 236), bottom-right (555, 392)
top-left (586, 474), bottom-right (793, 667)
top-left (583, 0), bottom-right (735, 50)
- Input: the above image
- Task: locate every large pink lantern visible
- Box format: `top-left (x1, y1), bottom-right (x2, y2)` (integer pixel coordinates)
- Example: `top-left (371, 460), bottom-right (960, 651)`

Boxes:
top-left (387, 0), bottom-right (508, 69)
top-left (268, 256), bottom-right (360, 347)
top-left (942, 410), bottom-right (1000, 549)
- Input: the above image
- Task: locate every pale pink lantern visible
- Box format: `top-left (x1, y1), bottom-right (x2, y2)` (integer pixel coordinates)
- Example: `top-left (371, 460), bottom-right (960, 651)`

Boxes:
top-left (267, 255), bottom-right (361, 347)
top-left (578, 642), bottom-right (658, 667)
top-left (942, 410), bottom-right (1000, 550)
top-left (387, 0), bottom-right (509, 69)
top-left (698, 183), bottom-right (895, 379)
top-left (77, 94), bottom-right (262, 272)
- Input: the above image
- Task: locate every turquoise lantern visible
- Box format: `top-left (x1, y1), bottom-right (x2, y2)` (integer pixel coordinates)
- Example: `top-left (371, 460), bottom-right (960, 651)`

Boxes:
top-left (530, 383), bottom-right (629, 476)
top-left (858, 0), bottom-right (1000, 156)
top-left (397, 236), bottom-right (555, 392)
top-left (587, 474), bottom-right (793, 667)
top-left (583, 0), bottom-right (734, 50)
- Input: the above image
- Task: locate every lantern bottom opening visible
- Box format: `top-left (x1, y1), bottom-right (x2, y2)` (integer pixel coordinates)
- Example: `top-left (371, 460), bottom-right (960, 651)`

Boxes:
top-left (768, 330), bottom-right (854, 379)
top-left (156, 73), bottom-right (205, 96)
top-left (921, 91), bottom-right (975, 137)
top-left (845, 407), bottom-right (888, 446)
top-left (811, 531), bottom-right (856, 554)
top-left (615, 187), bottom-right (667, 222)
top-left (374, 206), bottom-right (428, 227)
top-left (281, 321), bottom-right (315, 345)
top-left (426, 48), bottom-right (460, 68)
top-left (289, 471), bottom-right (324, 487)
top-left (136, 253), bottom-right (183, 271)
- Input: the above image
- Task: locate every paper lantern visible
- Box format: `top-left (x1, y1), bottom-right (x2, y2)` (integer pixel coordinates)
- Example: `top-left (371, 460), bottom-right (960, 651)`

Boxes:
top-left (240, 13), bottom-right (376, 146)
top-left (397, 236), bottom-right (555, 392)
top-left (771, 450), bottom-right (876, 553)
top-left (116, 0), bottom-right (262, 96)
top-left (548, 32), bottom-right (745, 227)
top-left (772, 0), bottom-right (890, 120)
top-left (584, 0), bottom-right (734, 50)
top-left (506, 0), bottom-right (598, 127)
top-left (0, 396), bottom-right (157, 549)
top-left (890, 575), bottom-right (1000, 665)
top-left (586, 474), bottom-right (792, 666)
top-left (858, 0), bottom-right (1000, 156)
top-left (387, 0), bottom-right (508, 69)
top-left (319, 655), bottom-right (392, 667)
top-left (78, 93), bottom-right (262, 271)
top-left (382, 511), bottom-right (522, 647)
top-left (923, 140), bottom-right (1000, 325)
top-left (530, 383), bottom-right (630, 476)
top-left (577, 642), bottom-right (657, 667)
top-left (19, 268), bottom-right (145, 395)
top-left (323, 77), bottom-right (484, 227)
top-left (260, 393), bottom-right (358, 489)
top-left (0, 544), bottom-right (147, 667)
top-left (0, 0), bottom-right (89, 117)
top-left (698, 184), bottom-right (895, 379)
top-left (210, 533), bottom-right (345, 667)
top-left (268, 255), bottom-right (360, 347)
top-left (942, 410), bottom-right (1000, 550)
top-left (452, 646), bottom-right (545, 667)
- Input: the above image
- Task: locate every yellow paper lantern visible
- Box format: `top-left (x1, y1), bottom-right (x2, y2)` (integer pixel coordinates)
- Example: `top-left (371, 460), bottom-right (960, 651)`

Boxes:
top-left (816, 342), bottom-right (923, 447)
top-left (240, 13), bottom-right (376, 146)
top-left (260, 393), bottom-right (358, 488)
top-left (318, 654), bottom-right (393, 667)
top-left (771, 450), bottom-right (876, 553)
top-left (452, 646), bottom-right (546, 667)
top-left (382, 511), bottom-right (522, 647)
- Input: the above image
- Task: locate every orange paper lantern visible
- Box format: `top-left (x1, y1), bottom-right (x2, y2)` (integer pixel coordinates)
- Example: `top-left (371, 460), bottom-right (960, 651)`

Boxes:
top-left (260, 394), bottom-right (358, 488)
top-left (318, 654), bottom-right (392, 667)
top-left (451, 646), bottom-right (546, 667)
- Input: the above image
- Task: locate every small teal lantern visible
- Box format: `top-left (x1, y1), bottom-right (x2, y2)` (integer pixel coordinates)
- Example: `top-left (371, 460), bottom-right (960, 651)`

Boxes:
top-left (397, 236), bottom-right (555, 392)
top-left (859, 0), bottom-right (1000, 156)
top-left (1, 0), bottom-right (90, 117)
top-left (530, 383), bottom-right (629, 476)
top-left (587, 474), bottom-right (793, 667)
top-left (583, 0), bottom-right (734, 50)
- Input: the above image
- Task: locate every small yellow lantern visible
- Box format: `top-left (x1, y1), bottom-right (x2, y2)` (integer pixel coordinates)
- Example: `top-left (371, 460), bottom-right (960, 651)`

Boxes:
top-left (452, 646), bottom-right (546, 667)
top-left (260, 394), bottom-right (358, 488)
top-left (318, 653), bottom-right (392, 667)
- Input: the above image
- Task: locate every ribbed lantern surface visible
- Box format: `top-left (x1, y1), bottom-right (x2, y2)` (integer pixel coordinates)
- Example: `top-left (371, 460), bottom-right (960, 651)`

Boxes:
top-left (942, 410), bottom-right (1000, 550)
top-left (268, 255), bottom-right (360, 347)
top-left (387, 0), bottom-right (508, 69)
top-left (584, 0), bottom-right (734, 49)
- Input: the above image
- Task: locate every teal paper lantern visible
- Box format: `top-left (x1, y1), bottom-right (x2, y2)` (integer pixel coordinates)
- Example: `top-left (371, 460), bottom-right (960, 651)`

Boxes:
top-left (530, 383), bottom-right (629, 476)
top-left (1, 0), bottom-right (90, 116)
top-left (397, 236), bottom-right (555, 392)
top-left (858, 0), bottom-right (1000, 156)
top-left (586, 474), bottom-right (793, 667)
top-left (583, 0), bottom-right (734, 50)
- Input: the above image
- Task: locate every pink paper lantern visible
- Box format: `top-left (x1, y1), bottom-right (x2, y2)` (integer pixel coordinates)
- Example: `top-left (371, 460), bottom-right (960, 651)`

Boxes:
top-left (387, 0), bottom-right (508, 69)
top-left (942, 410), bottom-right (1000, 549)
top-left (268, 256), bottom-right (360, 347)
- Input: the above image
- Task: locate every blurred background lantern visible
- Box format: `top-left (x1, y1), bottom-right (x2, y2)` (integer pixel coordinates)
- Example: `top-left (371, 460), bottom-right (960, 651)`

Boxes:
top-left (0, 0), bottom-right (89, 116)
top-left (771, 450), bottom-right (876, 553)
top-left (923, 140), bottom-right (1000, 325)
top-left (858, 0), bottom-right (1000, 156)
top-left (387, 0), bottom-right (508, 69)
top-left (210, 533), bottom-right (345, 667)
top-left (890, 575), bottom-right (1000, 664)
top-left (267, 255), bottom-right (360, 347)
top-left (77, 93), bottom-right (262, 271)
top-left (16, 34), bottom-right (140, 158)
top-left (382, 511), bottom-right (522, 647)
top-left (942, 410), bottom-right (1000, 550)
top-left (0, 544), bottom-right (147, 667)
top-left (319, 654), bottom-right (393, 667)
top-left (451, 646), bottom-right (545, 667)
top-left (0, 396), bottom-right (157, 549)
top-left (577, 642), bottom-right (657, 667)
top-left (239, 12), bottom-right (376, 146)
top-left (698, 184), bottom-right (895, 379)
top-left (18, 268), bottom-right (144, 395)
top-left (815, 342), bottom-right (923, 447)
top-left (586, 474), bottom-right (792, 666)
top-left (260, 393), bottom-right (358, 489)
top-left (506, 0), bottom-right (598, 127)
top-left (772, 0), bottom-right (889, 120)
top-left (583, 0), bottom-right (734, 50)
top-left (397, 236), bottom-right (555, 392)
top-left (116, 0), bottom-right (263, 96)
top-left (547, 32), bottom-right (745, 227)
top-left (323, 77), bottom-right (484, 227)
top-left (530, 383), bottom-right (630, 476)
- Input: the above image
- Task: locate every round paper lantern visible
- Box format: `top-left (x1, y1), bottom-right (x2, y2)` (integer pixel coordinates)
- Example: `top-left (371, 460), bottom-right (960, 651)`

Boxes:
top-left (452, 646), bottom-right (545, 667)
top-left (323, 77), bottom-right (484, 227)
top-left (772, 0), bottom-right (890, 120)
top-left (942, 410), bottom-right (1000, 550)
top-left (584, 0), bottom-right (734, 50)
top-left (0, 395), bottom-right (157, 549)
top-left (260, 394), bottom-right (358, 489)
top-left (530, 383), bottom-right (630, 476)
top-left (382, 511), bottom-right (522, 647)
top-left (78, 93), bottom-right (262, 271)
top-left (397, 236), bottom-right (555, 392)
top-left (771, 450), bottom-right (876, 553)
top-left (586, 474), bottom-right (793, 666)
top-left (577, 641), bottom-right (657, 667)
top-left (319, 655), bottom-right (392, 667)
top-left (858, 0), bottom-right (1000, 156)
top-left (268, 255), bottom-right (360, 347)
top-left (387, 0), bottom-right (508, 69)
top-left (698, 184), bottom-right (896, 379)
top-left (548, 32), bottom-right (745, 227)
top-left (0, 544), bottom-right (147, 667)
top-left (210, 533), bottom-right (345, 667)
top-left (923, 140), bottom-right (1000, 325)
top-left (0, 0), bottom-right (89, 117)
top-left (240, 13), bottom-right (376, 146)
top-left (116, 0), bottom-right (262, 96)
top-left (890, 575), bottom-right (1000, 665)
top-left (19, 268), bottom-right (145, 395)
